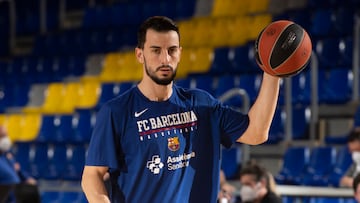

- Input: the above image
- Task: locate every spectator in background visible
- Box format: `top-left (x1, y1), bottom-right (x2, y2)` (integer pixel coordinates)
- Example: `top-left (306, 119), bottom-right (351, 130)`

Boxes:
top-left (353, 173), bottom-right (360, 202)
top-left (0, 126), bottom-right (39, 203)
top-left (340, 129), bottom-right (360, 187)
top-left (237, 163), bottom-right (282, 203)
top-left (218, 170), bottom-right (237, 203)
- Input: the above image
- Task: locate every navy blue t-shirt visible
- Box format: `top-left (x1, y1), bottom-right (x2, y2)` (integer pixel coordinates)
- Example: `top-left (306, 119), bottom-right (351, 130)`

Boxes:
top-left (86, 85), bottom-right (249, 203)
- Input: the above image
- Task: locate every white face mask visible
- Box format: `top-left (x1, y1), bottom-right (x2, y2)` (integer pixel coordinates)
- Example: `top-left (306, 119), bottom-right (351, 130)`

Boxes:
top-left (0, 137), bottom-right (12, 152)
top-left (240, 185), bottom-right (258, 202)
top-left (353, 152), bottom-right (360, 165)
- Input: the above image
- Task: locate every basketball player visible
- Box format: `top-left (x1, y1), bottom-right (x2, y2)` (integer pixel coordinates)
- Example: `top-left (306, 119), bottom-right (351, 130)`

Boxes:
top-left (81, 16), bottom-right (280, 203)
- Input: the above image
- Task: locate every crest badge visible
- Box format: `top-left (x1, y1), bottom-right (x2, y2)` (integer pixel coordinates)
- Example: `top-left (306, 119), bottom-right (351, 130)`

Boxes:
top-left (168, 137), bottom-right (180, 151)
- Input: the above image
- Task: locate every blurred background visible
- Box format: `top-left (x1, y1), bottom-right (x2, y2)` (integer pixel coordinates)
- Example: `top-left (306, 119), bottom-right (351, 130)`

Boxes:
top-left (0, 0), bottom-right (359, 202)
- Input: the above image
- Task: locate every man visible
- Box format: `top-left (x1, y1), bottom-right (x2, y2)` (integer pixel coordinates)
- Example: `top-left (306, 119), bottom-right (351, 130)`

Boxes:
top-left (340, 129), bottom-right (360, 187)
top-left (238, 164), bottom-right (282, 203)
top-left (81, 16), bottom-right (280, 203)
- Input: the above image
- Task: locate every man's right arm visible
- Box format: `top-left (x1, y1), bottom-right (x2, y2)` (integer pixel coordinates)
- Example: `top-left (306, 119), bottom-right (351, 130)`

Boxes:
top-left (82, 166), bottom-right (110, 203)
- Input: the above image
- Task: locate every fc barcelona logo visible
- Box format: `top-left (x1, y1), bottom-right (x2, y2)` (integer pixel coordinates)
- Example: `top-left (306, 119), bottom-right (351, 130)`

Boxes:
top-left (168, 137), bottom-right (180, 151)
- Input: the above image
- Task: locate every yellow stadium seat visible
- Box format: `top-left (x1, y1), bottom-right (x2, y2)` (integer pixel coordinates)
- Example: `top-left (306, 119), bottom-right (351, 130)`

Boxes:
top-left (177, 48), bottom-right (193, 79)
top-left (115, 51), bottom-right (142, 82)
top-left (248, 0), bottom-right (269, 14)
top-left (227, 16), bottom-right (251, 46)
top-left (26, 82), bottom-right (65, 114)
top-left (190, 47), bottom-right (214, 74)
top-left (19, 113), bottom-right (41, 141)
top-left (191, 17), bottom-right (214, 47)
top-left (211, 0), bottom-right (249, 17)
top-left (77, 80), bottom-right (101, 109)
top-left (0, 114), bottom-right (6, 125)
top-left (178, 19), bottom-right (197, 47)
top-left (4, 114), bottom-right (23, 141)
top-left (100, 53), bottom-right (121, 82)
top-left (211, 17), bottom-right (232, 47)
top-left (248, 14), bottom-right (272, 40)
top-left (58, 82), bottom-right (81, 114)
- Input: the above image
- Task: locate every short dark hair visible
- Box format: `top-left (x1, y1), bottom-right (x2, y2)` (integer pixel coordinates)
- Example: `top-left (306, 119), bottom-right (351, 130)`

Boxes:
top-left (347, 129), bottom-right (360, 143)
top-left (353, 173), bottom-right (360, 192)
top-left (137, 16), bottom-right (180, 49)
top-left (239, 164), bottom-right (267, 182)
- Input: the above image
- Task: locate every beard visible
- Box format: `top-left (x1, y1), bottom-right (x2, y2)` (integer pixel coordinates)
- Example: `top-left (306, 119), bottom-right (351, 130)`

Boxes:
top-left (144, 59), bottom-right (177, 85)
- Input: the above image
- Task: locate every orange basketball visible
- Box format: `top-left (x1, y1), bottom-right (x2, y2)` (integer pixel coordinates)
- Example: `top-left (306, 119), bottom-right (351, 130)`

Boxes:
top-left (255, 20), bottom-right (312, 77)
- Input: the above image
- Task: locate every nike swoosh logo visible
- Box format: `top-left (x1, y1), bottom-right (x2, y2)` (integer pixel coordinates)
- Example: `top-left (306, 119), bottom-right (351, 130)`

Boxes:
top-left (134, 108), bottom-right (148, 117)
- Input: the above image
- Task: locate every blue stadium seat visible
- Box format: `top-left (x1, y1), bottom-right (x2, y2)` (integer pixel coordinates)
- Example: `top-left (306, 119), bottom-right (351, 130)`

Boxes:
top-left (338, 37), bottom-right (353, 68)
top-left (309, 9), bottom-right (334, 37)
top-left (54, 115), bottom-right (74, 143)
top-left (72, 110), bottom-right (95, 143)
top-left (82, 6), bottom-right (111, 29)
top-left (309, 197), bottom-right (347, 203)
top-left (36, 115), bottom-right (57, 143)
top-left (238, 73), bottom-right (261, 104)
top-left (13, 141), bottom-right (32, 172)
top-left (267, 107), bottom-right (285, 143)
top-left (301, 146), bottom-right (337, 186)
top-left (210, 47), bottom-right (232, 74)
top-left (175, 78), bottom-right (193, 89)
top-left (327, 146), bottom-right (352, 187)
top-left (44, 144), bottom-right (67, 180)
top-left (192, 74), bottom-right (215, 96)
top-left (63, 144), bottom-right (87, 180)
top-left (315, 37), bottom-right (341, 69)
top-left (230, 43), bottom-right (260, 74)
top-left (30, 143), bottom-right (49, 179)
top-left (292, 105), bottom-right (310, 140)
top-left (175, 0), bottom-right (196, 20)
top-left (58, 192), bottom-right (83, 203)
top-left (96, 83), bottom-right (120, 110)
top-left (221, 145), bottom-right (242, 179)
top-left (275, 146), bottom-right (310, 185)
top-left (333, 7), bottom-right (355, 36)
top-left (325, 68), bottom-right (353, 104)
top-left (41, 191), bottom-right (60, 203)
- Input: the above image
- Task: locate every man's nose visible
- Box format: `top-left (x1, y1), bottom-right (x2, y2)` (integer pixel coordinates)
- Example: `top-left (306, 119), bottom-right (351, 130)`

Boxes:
top-left (160, 51), bottom-right (171, 64)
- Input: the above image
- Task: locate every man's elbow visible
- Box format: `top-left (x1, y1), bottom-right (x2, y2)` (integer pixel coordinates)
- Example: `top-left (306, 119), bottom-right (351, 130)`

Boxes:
top-left (237, 131), bottom-right (268, 145)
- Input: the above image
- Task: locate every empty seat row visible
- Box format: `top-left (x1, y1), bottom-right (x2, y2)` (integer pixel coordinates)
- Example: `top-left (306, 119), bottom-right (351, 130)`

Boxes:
top-left (276, 145), bottom-right (352, 187)
top-left (0, 56), bottom-right (86, 85)
top-left (82, 0), bottom-right (196, 29)
top-left (13, 142), bottom-right (87, 180)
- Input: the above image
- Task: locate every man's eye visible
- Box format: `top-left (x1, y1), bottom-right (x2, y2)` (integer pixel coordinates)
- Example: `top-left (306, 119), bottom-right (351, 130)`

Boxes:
top-left (169, 48), bottom-right (177, 55)
top-left (152, 49), bottom-right (161, 54)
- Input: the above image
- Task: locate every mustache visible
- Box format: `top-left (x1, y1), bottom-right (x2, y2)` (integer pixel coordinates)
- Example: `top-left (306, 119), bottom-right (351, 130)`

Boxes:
top-left (156, 65), bottom-right (173, 71)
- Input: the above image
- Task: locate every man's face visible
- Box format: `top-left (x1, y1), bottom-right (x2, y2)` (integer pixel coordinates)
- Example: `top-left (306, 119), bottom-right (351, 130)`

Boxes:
top-left (136, 29), bottom-right (181, 85)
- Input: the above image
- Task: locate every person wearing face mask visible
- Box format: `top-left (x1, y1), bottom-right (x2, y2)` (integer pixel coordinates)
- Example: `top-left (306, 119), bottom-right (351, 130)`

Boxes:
top-left (0, 125), bottom-right (20, 203)
top-left (340, 129), bottom-right (360, 187)
top-left (0, 125), bottom-right (39, 203)
top-left (237, 163), bottom-right (282, 203)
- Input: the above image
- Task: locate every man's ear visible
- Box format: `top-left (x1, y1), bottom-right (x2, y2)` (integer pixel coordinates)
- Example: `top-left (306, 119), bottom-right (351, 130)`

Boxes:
top-left (135, 47), bottom-right (144, 64)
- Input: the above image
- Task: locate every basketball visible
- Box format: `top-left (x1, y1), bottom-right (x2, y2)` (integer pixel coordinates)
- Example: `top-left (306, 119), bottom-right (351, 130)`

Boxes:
top-left (254, 20), bottom-right (312, 77)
